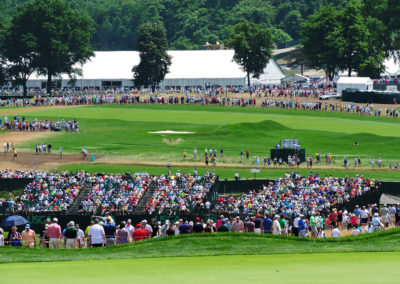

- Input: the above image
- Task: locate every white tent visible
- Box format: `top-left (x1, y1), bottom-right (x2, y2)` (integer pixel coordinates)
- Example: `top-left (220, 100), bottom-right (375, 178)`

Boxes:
top-left (281, 74), bottom-right (310, 84)
top-left (25, 50), bottom-right (284, 89)
top-left (337, 77), bottom-right (373, 95)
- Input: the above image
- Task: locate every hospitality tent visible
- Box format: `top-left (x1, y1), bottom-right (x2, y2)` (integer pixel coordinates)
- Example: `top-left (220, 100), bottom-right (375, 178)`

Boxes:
top-left (25, 50), bottom-right (285, 90)
top-left (337, 77), bottom-right (373, 95)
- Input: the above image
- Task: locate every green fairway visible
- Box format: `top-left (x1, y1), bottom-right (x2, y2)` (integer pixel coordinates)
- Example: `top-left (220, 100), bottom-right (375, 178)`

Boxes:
top-left (3, 104), bottom-right (400, 174)
top-left (0, 253), bottom-right (399, 284)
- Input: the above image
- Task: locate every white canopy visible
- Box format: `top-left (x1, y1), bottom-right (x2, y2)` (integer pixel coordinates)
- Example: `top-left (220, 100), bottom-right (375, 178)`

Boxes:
top-left (28, 50), bottom-right (284, 85)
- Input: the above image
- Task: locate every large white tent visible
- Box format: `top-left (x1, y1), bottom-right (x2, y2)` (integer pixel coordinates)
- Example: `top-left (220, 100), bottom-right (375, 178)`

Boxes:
top-left (381, 57), bottom-right (400, 77)
top-left (337, 77), bottom-right (373, 95)
top-left (25, 50), bottom-right (285, 89)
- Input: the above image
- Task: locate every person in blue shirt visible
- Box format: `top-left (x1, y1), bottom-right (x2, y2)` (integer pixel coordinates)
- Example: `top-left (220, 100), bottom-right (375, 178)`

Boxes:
top-left (298, 215), bottom-right (308, 237)
top-left (262, 214), bottom-right (272, 234)
top-left (354, 205), bottom-right (361, 218)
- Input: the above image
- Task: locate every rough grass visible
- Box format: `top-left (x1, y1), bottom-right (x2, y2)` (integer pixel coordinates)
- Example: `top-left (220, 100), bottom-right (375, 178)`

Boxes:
top-left (2, 229), bottom-right (400, 263)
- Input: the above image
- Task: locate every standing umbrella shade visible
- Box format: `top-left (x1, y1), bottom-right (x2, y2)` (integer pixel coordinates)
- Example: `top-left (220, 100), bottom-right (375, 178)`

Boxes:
top-left (1, 215), bottom-right (29, 227)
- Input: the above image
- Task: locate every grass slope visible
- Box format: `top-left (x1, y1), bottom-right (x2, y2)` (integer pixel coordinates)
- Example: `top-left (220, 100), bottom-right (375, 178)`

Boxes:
top-left (2, 229), bottom-right (400, 263)
top-left (10, 105), bottom-right (400, 166)
top-left (1, 253), bottom-right (399, 284)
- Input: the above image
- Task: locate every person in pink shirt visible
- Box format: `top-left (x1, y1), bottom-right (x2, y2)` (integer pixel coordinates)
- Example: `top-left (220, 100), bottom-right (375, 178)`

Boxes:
top-left (46, 218), bottom-right (62, 248)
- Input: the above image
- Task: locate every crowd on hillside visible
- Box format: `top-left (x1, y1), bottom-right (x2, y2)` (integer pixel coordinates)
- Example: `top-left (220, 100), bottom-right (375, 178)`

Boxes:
top-left (212, 173), bottom-right (377, 217)
top-left (0, 116), bottom-right (79, 132)
top-left (79, 174), bottom-right (154, 214)
top-left (145, 170), bottom-right (217, 215)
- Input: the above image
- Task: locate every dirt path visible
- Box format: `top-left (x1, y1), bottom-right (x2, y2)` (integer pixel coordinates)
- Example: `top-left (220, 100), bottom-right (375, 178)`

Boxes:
top-left (0, 105), bottom-right (83, 116)
top-left (0, 152), bottom-right (103, 171)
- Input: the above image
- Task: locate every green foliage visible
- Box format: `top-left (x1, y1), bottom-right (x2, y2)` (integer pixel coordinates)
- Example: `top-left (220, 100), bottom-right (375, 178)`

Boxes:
top-left (300, 5), bottom-right (341, 80)
top-left (0, 0), bottom-right (352, 51)
top-left (226, 19), bottom-right (273, 87)
top-left (133, 23), bottom-right (171, 92)
top-left (3, 0), bottom-right (94, 94)
top-left (0, 19), bottom-right (7, 86)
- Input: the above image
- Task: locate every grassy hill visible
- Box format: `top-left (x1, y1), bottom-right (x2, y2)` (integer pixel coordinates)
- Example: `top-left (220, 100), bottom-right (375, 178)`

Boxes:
top-left (2, 229), bottom-right (400, 263)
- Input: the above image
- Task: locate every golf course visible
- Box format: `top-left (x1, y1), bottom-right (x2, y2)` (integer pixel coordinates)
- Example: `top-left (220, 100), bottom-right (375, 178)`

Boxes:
top-left (2, 104), bottom-right (400, 180)
top-left (2, 102), bottom-right (400, 284)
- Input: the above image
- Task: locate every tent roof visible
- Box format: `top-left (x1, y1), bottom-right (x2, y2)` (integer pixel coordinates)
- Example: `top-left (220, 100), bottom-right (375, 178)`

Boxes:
top-left (380, 193), bottom-right (400, 205)
top-left (282, 74), bottom-right (309, 81)
top-left (29, 50), bottom-right (281, 81)
top-left (337, 77), bottom-right (373, 84)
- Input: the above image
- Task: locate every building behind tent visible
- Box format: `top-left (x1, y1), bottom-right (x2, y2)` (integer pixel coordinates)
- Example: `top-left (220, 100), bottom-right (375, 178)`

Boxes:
top-left (22, 50), bottom-right (285, 91)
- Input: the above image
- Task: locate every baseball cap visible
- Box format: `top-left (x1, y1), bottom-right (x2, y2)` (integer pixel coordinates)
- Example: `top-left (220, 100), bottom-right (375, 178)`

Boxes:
top-left (136, 224), bottom-right (141, 228)
top-left (53, 218), bottom-right (58, 222)
top-left (195, 217), bottom-right (200, 221)
top-left (25, 224), bottom-right (30, 229)
top-left (106, 217), bottom-right (111, 221)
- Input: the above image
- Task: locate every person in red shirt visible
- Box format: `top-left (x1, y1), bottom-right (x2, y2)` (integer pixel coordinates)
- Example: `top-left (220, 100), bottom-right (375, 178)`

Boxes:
top-left (329, 209), bottom-right (338, 228)
top-left (132, 224), bottom-right (146, 241)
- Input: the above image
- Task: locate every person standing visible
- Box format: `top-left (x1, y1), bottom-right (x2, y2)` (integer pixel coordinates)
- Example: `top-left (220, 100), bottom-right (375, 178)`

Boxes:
top-left (0, 228), bottom-right (4, 246)
top-left (261, 214), bottom-right (272, 234)
top-left (132, 224), bottom-right (146, 241)
top-left (116, 222), bottom-right (130, 244)
top-left (192, 217), bottom-right (204, 233)
top-left (64, 221), bottom-right (78, 249)
top-left (125, 219), bottom-right (135, 239)
top-left (231, 216), bottom-right (244, 232)
top-left (88, 219), bottom-right (105, 247)
top-left (272, 215), bottom-right (281, 235)
top-left (10, 226), bottom-right (22, 246)
top-left (193, 147), bottom-right (197, 159)
top-left (47, 218), bottom-right (62, 249)
top-left (217, 219), bottom-right (230, 232)
top-left (75, 224), bottom-right (85, 248)
top-left (298, 215), bottom-right (308, 237)
top-left (21, 224), bottom-right (36, 248)
top-left (104, 217), bottom-right (116, 246)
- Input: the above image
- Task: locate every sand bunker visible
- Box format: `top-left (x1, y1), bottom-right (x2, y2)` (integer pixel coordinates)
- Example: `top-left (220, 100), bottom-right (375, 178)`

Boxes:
top-left (149, 130), bottom-right (195, 134)
top-left (162, 138), bottom-right (184, 145)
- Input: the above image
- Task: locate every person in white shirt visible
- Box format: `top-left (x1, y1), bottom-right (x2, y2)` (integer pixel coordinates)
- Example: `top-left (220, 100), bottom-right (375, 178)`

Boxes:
top-left (331, 226), bottom-right (340, 238)
top-left (125, 219), bottom-right (135, 238)
top-left (371, 213), bottom-right (383, 232)
top-left (88, 220), bottom-right (105, 247)
top-left (0, 228), bottom-right (4, 246)
top-left (317, 227), bottom-right (326, 238)
top-left (272, 215), bottom-right (281, 235)
top-left (75, 224), bottom-right (85, 248)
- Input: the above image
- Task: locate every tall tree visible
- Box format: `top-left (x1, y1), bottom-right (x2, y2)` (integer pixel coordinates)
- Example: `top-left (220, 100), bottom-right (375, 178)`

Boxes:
top-left (2, 20), bottom-right (37, 96)
top-left (300, 5), bottom-right (341, 80)
top-left (0, 20), bottom-right (7, 87)
top-left (226, 19), bottom-right (273, 88)
top-left (333, 0), bottom-right (370, 77)
top-left (9, 0), bottom-right (94, 94)
top-left (133, 22), bottom-right (172, 92)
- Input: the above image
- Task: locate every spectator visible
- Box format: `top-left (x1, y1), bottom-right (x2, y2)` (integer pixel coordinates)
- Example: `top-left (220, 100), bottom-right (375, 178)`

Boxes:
top-left (64, 221), bottom-right (78, 249)
top-left (47, 218), bottom-right (62, 249)
top-left (22, 224), bottom-right (36, 248)
top-left (88, 219), bottom-right (105, 247)
top-left (104, 217), bottom-right (116, 246)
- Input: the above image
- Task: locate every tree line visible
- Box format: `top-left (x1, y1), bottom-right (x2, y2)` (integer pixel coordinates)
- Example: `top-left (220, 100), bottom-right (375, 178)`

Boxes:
top-left (0, 0), bottom-right (349, 51)
top-left (301, 0), bottom-right (400, 80)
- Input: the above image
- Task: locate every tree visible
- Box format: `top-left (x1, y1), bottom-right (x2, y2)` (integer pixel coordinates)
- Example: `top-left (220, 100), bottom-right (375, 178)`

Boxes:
top-left (2, 21), bottom-right (37, 96)
top-left (133, 22), bottom-right (171, 92)
top-left (226, 19), bottom-right (273, 88)
top-left (284, 46), bottom-right (310, 76)
top-left (333, 0), bottom-right (370, 77)
top-left (300, 5), bottom-right (341, 80)
top-left (0, 20), bottom-right (7, 87)
top-left (9, 0), bottom-right (94, 94)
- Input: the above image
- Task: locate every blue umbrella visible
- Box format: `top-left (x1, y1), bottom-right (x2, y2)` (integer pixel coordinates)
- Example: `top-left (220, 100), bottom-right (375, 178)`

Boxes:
top-left (1, 215), bottom-right (29, 227)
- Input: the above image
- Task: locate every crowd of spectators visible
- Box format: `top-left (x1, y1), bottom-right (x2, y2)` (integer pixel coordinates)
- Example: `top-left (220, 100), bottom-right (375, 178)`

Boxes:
top-left (0, 116), bottom-right (79, 132)
top-left (145, 170), bottom-right (217, 215)
top-left (80, 174), bottom-right (153, 214)
top-left (1, 170), bottom-right (87, 213)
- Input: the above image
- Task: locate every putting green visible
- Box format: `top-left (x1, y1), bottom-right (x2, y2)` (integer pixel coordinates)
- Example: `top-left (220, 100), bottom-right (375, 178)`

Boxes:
top-left (0, 253), bottom-right (398, 284)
